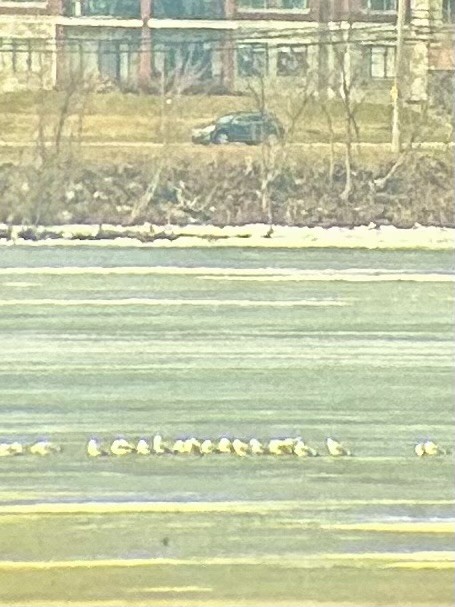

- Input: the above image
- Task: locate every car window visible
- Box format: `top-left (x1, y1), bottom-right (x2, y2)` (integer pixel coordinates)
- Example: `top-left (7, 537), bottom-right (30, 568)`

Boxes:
top-left (230, 115), bottom-right (250, 124)
top-left (249, 114), bottom-right (275, 123)
top-left (217, 115), bottom-right (234, 125)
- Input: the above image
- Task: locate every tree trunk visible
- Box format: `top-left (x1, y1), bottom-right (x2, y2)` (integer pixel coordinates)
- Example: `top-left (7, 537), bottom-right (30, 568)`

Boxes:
top-left (341, 115), bottom-right (353, 202)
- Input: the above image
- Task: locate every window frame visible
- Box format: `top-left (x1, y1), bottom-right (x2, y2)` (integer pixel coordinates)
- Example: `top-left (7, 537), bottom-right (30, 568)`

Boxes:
top-left (0, 1), bottom-right (46, 8)
top-left (153, 0), bottom-right (224, 19)
top-left (237, 43), bottom-right (269, 78)
top-left (366, 0), bottom-right (397, 13)
top-left (442, 0), bottom-right (454, 22)
top-left (66, 0), bottom-right (142, 18)
top-left (276, 44), bottom-right (309, 77)
top-left (237, 0), bottom-right (310, 13)
top-left (0, 38), bottom-right (42, 75)
top-left (369, 45), bottom-right (396, 79)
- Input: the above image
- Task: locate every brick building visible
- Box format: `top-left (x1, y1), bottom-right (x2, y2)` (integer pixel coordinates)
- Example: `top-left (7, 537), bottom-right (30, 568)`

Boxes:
top-left (0, 0), bottom-right (453, 101)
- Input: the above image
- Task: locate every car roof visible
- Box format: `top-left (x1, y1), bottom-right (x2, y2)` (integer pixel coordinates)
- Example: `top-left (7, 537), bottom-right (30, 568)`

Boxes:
top-left (217, 111), bottom-right (273, 120)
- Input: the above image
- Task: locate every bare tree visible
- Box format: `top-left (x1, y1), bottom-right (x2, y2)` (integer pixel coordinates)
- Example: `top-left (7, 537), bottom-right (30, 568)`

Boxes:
top-left (245, 70), bottom-right (317, 225)
top-left (329, 21), bottom-right (364, 202)
top-left (391, 0), bottom-right (407, 154)
top-left (130, 49), bottom-right (211, 224)
top-left (23, 70), bottom-right (94, 226)
top-left (34, 71), bottom-right (93, 165)
top-left (373, 98), bottom-right (444, 193)
top-left (321, 104), bottom-right (336, 187)
top-left (428, 71), bottom-right (454, 145)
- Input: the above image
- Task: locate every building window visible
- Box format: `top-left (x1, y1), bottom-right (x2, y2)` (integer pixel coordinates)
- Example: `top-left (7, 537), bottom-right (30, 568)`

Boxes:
top-left (277, 45), bottom-right (308, 76)
top-left (154, 0), bottom-right (224, 19)
top-left (63, 0), bottom-right (142, 18)
top-left (237, 44), bottom-right (268, 77)
top-left (237, 0), bottom-right (309, 10)
top-left (0, 38), bottom-right (42, 74)
top-left (370, 46), bottom-right (395, 78)
top-left (161, 42), bottom-right (213, 81)
top-left (66, 40), bottom-right (86, 76)
top-left (367, 0), bottom-right (397, 11)
top-left (65, 38), bottom-right (141, 87)
top-left (442, 0), bottom-right (454, 22)
top-left (98, 39), bottom-right (122, 81)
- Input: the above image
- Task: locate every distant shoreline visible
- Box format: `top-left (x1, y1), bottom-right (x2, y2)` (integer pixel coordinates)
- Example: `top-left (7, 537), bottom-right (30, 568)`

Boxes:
top-left (0, 223), bottom-right (454, 251)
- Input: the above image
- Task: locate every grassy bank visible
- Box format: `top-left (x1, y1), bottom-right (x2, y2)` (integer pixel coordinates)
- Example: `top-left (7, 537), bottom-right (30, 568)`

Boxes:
top-left (0, 91), bottom-right (451, 145)
top-left (0, 142), bottom-right (416, 167)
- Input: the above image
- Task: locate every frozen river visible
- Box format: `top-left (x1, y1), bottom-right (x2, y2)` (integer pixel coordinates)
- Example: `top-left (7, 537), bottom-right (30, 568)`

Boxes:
top-left (0, 246), bottom-right (453, 605)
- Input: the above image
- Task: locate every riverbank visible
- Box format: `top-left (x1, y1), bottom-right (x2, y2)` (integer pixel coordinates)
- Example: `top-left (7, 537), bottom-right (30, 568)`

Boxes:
top-left (1, 152), bottom-right (453, 228)
top-left (1, 91), bottom-right (449, 145)
top-left (1, 223), bottom-right (454, 250)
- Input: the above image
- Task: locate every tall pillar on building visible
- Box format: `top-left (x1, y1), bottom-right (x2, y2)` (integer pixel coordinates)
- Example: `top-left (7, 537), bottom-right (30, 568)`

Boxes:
top-left (48, 1), bottom-right (64, 89)
top-left (220, 33), bottom-right (235, 92)
top-left (427, 0), bottom-right (452, 78)
top-left (48, 0), bottom-right (63, 14)
top-left (139, 0), bottom-right (152, 91)
top-left (317, 1), bottom-right (328, 96)
top-left (224, 0), bottom-right (236, 19)
top-left (53, 25), bottom-right (66, 89)
top-left (410, 0), bottom-right (443, 25)
top-left (222, 1), bottom-right (236, 91)
top-left (429, 0), bottom-right (444, 22)
top-left (410, 0), bottom-right (431, 25)
top-left (347, 0), bottom-right (363, 18)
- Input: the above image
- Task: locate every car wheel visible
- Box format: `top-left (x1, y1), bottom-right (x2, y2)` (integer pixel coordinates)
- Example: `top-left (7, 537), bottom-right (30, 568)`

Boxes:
top-left (213, 131), bottom-right (229, 145)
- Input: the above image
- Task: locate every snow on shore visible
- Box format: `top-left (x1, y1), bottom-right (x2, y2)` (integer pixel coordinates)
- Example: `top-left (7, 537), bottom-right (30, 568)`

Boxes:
top-left (0, 223), bottom-right (454, 250)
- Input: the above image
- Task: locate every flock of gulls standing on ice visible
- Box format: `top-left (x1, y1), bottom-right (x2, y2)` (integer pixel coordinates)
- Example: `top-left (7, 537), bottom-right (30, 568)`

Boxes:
top-left (0, 436), bottom-right (448, 458)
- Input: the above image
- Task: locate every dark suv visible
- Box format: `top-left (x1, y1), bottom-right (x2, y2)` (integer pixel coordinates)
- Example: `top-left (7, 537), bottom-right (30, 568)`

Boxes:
top-left (191, 112), bottom-right (284, 145)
